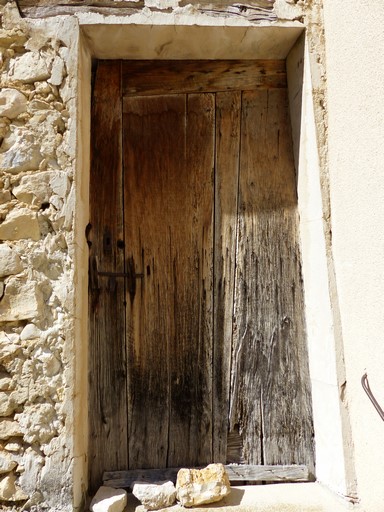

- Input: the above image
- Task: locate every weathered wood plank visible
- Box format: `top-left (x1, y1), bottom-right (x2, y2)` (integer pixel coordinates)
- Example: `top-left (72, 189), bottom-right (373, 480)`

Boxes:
top-left (122, 61), bottom-right (286, 99)
top-left (103, 464), bottom-right (310, 488)
top-left (213, 91), bottom-right (241, 463)
top-left (88, 61), bottom-right (128, 492)
top-left (17, 0), bottom-right (276, 20)
top-left (123, 95), bottom-right (184, 469)
top-left (167, 93), bottom-right (215, 467)
top-left (230, 88), bottom-right (314, 469)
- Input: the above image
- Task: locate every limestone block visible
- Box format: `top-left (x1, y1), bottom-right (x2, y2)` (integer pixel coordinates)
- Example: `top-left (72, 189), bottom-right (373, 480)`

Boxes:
top-left (48, 56), bottom-right (66, 86)
top-left (0, 372), bottom-right (12, 391)
top-left (0, 391), bottom-right (15, 416)
top-left (132, 481), bottom-right (176, 510)
top-left (90, 486), bottom-right (128, 512)
top-left (0, 474), bottom-right (28, 501)
top-left (0, 189), bottom-right (11, 205)
top-left (0, 278), bottom-right (43, 322)
top-left (0, 245), bottom-right (23, 277)
top-left (0, 419), bottom-right (23, 440)
top-left (0, 129), bottom-right (43, 174)
top-left (20, 323), bottom-right (41, 341)
top-left (12, 171), bottom-right (70, 208)
top-left (176, 464), bottom-right (231, 507)
top-left (0, 89), bottom-right (27, 119)
top-left (0, 451), bottom-right (17, 475)
top-left (0, 208), bottom-right (40, 241)
top-left (12, 52), bottom-right (50, 83)
top-left (13, 176), bottom-right (50, 207)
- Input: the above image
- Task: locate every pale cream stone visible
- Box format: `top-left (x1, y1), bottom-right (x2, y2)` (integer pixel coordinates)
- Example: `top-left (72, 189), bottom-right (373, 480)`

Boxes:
top-left (20, 323), bottom-right (41, 341)
top-left (0, 451), bottom-right (17, 475)
top-left (0, 189), bottom-right (11, 205)
top-left (0, 208), bottom-right (40, 241)
top-left (132, 481), bottom-right (176, 510)
top-left (48, 56), bottom-right (66, 86)
top-left (0, 391), bottom-right (15, 416)
top-left (0, 474), bottom-right (28, 501)
top-left (90, 486), bottom-right (128, 512)
top-left (0, 373), bottom-right (12, 391)
top-left (0, 245), bottom-right (23, 277)
top-left (0, 129), bottom-right (43, 174)
top-left (0, 420), bottom-right (23, 440)
top-left (0, 279), bottom-right (43, 322)
top-left (12, 52), bottom-right (50, 83)
top-left (176, 464), bottom-right (231, 507)
top-left (0, 89), bottom-right (27, 119)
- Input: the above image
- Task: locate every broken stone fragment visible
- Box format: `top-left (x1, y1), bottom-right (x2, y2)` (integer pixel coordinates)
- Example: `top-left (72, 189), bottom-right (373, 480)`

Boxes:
top-left (48, 56), bottom-right (66, 86)
top-left (0, 451), bottom-right (17, 475)
top-left (0, 474), bottom-right (28, 501)
top-left (0, 245), bottom-right (23, 277)
top-left (0, 208), bottom-right (40, 241)
top-left (12, 51), bottom-right (50, 83)
top-left (0, 129), bottom-right (43, 174)
top-left (0, 89), bottom-right (27, 119)
top-left (132, 480), bottom-right (176, 510)
top-left (0, 419), bottom-right (23, 441)
top-left (90, 486), bottom-right (128, 512)
top-left (0, 278), bottom-right (43, 322)
top-left (176, 463), bottom-right (231, 507)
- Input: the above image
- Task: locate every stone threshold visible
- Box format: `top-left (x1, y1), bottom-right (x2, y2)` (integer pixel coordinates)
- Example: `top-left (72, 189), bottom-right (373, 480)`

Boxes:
top-left (124, 483), bottom-right (357, 512)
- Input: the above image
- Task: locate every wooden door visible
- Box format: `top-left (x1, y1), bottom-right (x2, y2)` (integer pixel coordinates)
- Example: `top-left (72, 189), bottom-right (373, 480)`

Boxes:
top-left (89, 60), bottom-right (315, 491)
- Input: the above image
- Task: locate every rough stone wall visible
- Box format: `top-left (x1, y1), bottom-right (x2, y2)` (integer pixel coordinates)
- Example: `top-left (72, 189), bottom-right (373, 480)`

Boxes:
top-left (0, 2), bottom-right (77, 510)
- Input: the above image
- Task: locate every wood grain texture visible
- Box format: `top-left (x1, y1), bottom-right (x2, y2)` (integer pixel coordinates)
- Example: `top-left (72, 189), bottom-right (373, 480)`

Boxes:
top-left (230, 88), bottom-right (314, 469)
top-left (103, 464), bottom-right (310, 488)
top-left (123, 93), bottom-right (214, 469)
top-left (213, 91), bottom-right (241, 463)
top-left (17, 0), bottom-right (276, 19)
top-left (167, 93), bottom-right (215, 467)
top-left (88, 61), bottom-right (127, 492)
top-left (122, 61), bottom-right (286, 98)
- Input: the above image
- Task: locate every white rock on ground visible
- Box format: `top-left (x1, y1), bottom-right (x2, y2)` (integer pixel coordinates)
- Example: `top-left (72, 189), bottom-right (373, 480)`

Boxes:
top-left (132, 480), bottom-right (176, 510)
top-left (176, 463), bottom-right (231, 507)
top-left (90, 486), bottom-right (128, 512)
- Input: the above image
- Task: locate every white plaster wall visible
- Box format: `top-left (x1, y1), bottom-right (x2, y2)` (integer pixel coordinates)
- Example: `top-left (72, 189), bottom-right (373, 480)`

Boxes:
top-left (323, 1), bottom-right (384, 510)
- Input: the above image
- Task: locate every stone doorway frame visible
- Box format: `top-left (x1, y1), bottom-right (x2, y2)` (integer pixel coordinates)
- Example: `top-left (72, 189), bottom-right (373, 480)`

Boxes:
top-left (72, 18), bottom-right (352, 509)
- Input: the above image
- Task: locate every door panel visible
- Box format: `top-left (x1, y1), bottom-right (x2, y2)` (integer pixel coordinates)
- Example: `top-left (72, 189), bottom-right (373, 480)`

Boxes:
top-left (89, 60), bottom-right (315, 490)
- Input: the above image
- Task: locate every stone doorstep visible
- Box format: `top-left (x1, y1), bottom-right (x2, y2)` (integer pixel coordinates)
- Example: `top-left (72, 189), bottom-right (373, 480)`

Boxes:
top-left (123, 483), bottom-right (358, 512)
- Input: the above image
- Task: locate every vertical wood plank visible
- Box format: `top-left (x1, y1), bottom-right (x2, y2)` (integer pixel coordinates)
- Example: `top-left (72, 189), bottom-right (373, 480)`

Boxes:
top-left (88, 61), bottom-right (127, 491)
top-left (213, 91), bottom-right (241, 463)
top-left (230, 88), bottom-right (314, 468)
top-left (123, 95), bottom-right (183, 469)
top-left (167, 93), bottom-right (215, 467)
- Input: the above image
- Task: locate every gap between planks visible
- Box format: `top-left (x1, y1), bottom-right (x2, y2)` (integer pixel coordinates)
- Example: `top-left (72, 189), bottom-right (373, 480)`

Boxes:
top-left (103, 464), bottom-right (312, 489)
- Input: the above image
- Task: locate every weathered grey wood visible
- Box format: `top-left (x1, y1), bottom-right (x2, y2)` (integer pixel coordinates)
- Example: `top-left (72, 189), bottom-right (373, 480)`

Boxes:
top-left (230, 88), bottom-right (314, 469)
top-left (123, 93), bottom-right (214, 468)
top-left (17, 0), bottom-right (276, 20)
top-left (103, 464), bottom-right (310, 488)
top-left (213, 91), bottom-right (241, 463)
top-left (122, 61), bottom-right (286, 99)
top-left (167, 93), bottom-right (214, 467)
top-left (88, 61), bottom-right (128, 492)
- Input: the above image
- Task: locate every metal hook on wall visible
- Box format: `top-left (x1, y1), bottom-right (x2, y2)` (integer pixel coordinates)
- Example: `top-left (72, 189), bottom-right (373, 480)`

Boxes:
top-left (361, 372), bottom-right (384, 422)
